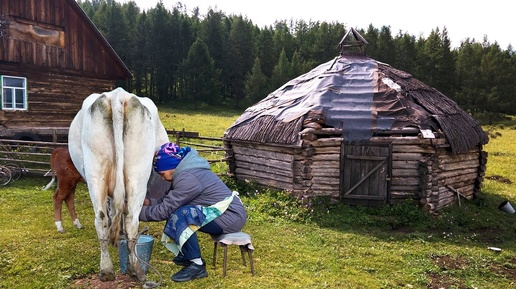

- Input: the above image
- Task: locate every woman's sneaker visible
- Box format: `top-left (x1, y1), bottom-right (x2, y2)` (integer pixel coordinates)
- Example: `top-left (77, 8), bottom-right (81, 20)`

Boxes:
top-left (171, 261), bottom-right (208, 282)
top-left (172, 254), bottom-right (191, 266)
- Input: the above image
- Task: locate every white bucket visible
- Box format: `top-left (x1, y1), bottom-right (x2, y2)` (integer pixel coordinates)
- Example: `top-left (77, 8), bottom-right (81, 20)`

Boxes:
top-left (498, 200), bottom-right (515, 214)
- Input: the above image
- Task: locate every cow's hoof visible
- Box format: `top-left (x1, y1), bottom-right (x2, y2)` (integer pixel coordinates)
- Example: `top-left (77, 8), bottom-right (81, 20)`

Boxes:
top-left (99, 271), bottom-right (116, 282)
top-left (128, 266), bottom-right (146, 282)
top-left (73, 219), bottom-right (83, 229)
top-left (57, 229), bottom-right (65, 233)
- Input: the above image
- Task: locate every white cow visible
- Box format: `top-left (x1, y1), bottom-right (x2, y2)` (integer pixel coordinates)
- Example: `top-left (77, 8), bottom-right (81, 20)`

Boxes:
top-left (68, 88), bottom-right (168, 282)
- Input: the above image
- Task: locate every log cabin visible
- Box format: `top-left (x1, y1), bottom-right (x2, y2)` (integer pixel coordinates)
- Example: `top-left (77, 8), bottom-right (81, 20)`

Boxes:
top-left (223, 28), bottom-right (489, 212)
top-left (0, 0), bottom-right (131, 141)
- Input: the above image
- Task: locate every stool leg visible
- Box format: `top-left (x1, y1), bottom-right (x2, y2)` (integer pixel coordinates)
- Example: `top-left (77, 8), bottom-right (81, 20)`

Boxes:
top-left (213, 242), bottom-right (217, 268)
top-left (240, 245), bottom-right (247, 266)
top-left (248, 251), bottom-right (255, 276)
top-left (223, 244), bottom-right (228, 278)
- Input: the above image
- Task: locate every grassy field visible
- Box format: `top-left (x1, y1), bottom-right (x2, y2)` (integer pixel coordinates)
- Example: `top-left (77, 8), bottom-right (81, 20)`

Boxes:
top-left (1, 106), bottom-right (515, 289)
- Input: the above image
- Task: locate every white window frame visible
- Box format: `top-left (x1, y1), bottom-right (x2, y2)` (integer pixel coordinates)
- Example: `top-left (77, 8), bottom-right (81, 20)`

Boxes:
top-left (1, 75), bottom-right (28, 110)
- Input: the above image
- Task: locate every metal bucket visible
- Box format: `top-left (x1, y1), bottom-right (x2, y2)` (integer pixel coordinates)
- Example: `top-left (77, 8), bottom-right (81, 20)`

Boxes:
top-left (118, 234), bottom-right (154, 274)
top-left (498, 200), bottom-right (515, 214)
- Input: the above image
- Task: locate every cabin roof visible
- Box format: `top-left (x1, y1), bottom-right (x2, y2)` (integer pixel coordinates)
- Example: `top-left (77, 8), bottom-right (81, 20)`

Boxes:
top-left (66, 0), bottom-right (132, 78)
top-left (225, 55), bottom-right (488, 154)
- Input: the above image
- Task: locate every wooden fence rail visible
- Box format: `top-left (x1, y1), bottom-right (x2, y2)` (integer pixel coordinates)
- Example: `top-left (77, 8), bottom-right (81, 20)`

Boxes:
top-left (0, 130), bottom-right (226, 179)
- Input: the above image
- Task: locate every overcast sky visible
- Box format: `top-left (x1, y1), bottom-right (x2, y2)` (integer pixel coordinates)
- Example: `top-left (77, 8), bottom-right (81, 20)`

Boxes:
top-left (122, 0), bottom-right (513, 49)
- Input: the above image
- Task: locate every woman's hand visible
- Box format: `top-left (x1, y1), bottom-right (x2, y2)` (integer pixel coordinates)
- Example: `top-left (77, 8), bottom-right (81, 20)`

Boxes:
top-left (143, 198), bottom-right (150, 206)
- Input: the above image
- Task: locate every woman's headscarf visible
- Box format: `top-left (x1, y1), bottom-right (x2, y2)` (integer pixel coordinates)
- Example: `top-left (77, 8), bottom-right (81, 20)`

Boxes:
top-left (153, 142), bottom-right (191, 172)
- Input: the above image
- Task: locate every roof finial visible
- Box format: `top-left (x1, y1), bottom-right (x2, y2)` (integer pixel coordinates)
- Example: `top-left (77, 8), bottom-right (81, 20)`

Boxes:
top-left (338, 27), bottom-right (368, 56)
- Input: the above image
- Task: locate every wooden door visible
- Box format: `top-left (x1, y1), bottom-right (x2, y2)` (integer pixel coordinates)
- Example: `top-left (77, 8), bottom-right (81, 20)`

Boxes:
top-left (340, 143), bottom-right (391, 206)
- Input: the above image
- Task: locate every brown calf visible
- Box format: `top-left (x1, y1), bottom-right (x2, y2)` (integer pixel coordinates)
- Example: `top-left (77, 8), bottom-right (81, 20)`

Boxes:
top-left (43, 147), bottom-right (85, 233)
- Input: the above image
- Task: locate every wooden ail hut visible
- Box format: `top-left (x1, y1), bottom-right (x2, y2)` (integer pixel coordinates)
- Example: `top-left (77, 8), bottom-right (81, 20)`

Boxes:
top-left (0, 0), bottom-right (131, 141)
top-left (223, 29), bottom-right (489, 212)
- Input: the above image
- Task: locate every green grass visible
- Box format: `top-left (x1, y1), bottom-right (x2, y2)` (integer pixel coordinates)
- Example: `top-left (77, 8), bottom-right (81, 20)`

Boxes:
top-left (1, 110), bottom-right (516, 288)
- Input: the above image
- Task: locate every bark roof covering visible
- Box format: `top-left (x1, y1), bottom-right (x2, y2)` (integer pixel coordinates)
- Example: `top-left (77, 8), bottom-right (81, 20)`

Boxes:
top-left (225, 55), bottom-right (488, 154)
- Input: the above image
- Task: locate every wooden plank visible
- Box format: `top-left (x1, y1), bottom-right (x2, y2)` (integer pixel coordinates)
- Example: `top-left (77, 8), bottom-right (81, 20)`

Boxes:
top-left (311, 160), bottom-right (339, 168)
top-left (392, 160), bottom-right (420, 170)
top-left (392, 152), bottom-right (423, 161)
top-left (234, 172), bottom-right (294, 190)
top-left (391, 177), bottom-right (420, 186)
top-left (311, 153), bottom-right (340, 161)
top-left (438, 168), bottom-right (478, 179)
top-left (438, 152), bottom-right (480, 164)
top-left (313, 146), bottom-right (341, 154)
top-left (390, 191), bottom-right (417, 198)
top-left (303, 138), bottom-right (343, 148)
top-left (392, 168), bottom-right (420, 177)
top-left (235, 167), bottom-right (292, 181)
top-left (232, 146), bottom-right (295, 161)
top-left (390, 184), bottom-right (420, 191)
top-left (439, 160), bottom-right (480, 171)
top-left (233, 153), bottom-right (292, 171)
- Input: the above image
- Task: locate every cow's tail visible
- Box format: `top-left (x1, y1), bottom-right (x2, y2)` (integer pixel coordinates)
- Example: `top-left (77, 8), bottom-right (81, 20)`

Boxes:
top-left (109, 93), bottom-right (126, 245)
top-left (42, 150), bottom-right (57, 190)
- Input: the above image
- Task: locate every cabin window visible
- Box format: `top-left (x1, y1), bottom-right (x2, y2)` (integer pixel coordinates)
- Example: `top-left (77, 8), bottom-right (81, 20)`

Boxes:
top-left (1, 75), bottom-right (27, 110)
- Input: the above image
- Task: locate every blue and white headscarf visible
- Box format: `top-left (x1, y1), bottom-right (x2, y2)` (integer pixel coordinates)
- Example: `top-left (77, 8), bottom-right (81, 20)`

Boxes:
top-left (153, 142), bottom-right (191, 172)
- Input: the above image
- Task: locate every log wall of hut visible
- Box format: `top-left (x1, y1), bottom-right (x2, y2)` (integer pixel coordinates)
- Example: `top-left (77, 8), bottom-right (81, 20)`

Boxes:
top-left (418, 148), bottom-right (487, 212)
top-left (225, 141), bottom-right (302, 191)
top-left (0, 65), bottom-right (113, 137)
top-left (225, 128), bottom-right (487, 212)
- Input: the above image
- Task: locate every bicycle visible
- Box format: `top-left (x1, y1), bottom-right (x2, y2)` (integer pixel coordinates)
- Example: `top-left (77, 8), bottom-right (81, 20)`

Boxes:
top-left (0, 165), bottom-right (12, 186)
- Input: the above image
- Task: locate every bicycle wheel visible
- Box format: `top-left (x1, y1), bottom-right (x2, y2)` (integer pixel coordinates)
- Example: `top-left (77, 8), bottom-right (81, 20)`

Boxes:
top-left (5, 163), bottom-right (22, 181)
top-left (0, 166), bottom-right (12, 186)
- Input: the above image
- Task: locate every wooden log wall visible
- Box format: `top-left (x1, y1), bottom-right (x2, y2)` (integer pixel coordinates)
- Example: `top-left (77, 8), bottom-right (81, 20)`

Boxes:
top-left (0, 65), bottom-right (113, 130)
top-left (418, 147), bottom-right (487, 212)
top-left (226, 129), bottom-right (487, 212)
top-left (225, 141), bottom-right (302, 192)
top-left (297, 138), bottom-right (341, 198)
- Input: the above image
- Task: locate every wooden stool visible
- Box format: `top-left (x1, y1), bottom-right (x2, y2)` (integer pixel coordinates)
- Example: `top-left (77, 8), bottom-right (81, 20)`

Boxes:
top-left (211, 232), bottom-right (255, 277)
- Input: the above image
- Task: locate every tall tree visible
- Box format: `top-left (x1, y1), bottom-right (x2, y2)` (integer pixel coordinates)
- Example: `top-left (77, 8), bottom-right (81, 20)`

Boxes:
top-left (181, 38), bottom-right (221, 109)
top-left (394, 31), bottom-right (417, 75)
top-left (271, 49), bottom-right (291, 89)
top-left (255, 27), bottom-right (276, 78)
top-left (436, 27), bottom-right (456, 97)
top-left (244, 57), bottom-right (270, 104)
top-left (418, 28), bottom-right (443, 88)
top-left (363, 24), bottom-right (379, 58)
top-left (199, 9), bottom-right (229, 99)
top-left (227, 16), bottom-right (255, 108)
top-left (272, 21), bottom-right (294, 61)
top-left (376, 25), bottom-right (396, 64)
top-left (454, 39), bottom-right (483, 113)
top-left (479, 43), bottom-right (516, 115)
top-left (132, 11), bottom-right (150, 96)
top-left (146, 2), bottom-right (173, 102)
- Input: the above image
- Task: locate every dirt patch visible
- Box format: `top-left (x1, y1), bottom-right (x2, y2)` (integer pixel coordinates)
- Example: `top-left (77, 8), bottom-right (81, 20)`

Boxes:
top-left (489, 257), bottom-right (516, 279)
top-left (469, 227), bottom-right (503, 243)
top-left (426, 255), bottom-right (468, 288)
top-left (426, 272), bottom-right (467, 289)
top-left (427, 255), bottom-right (516, 287)
top-left (71, 274), bottom-right (141, 289)
top-left (431, 254), bottom-right (469, 270)
top-left (486, 175), bottom-right (512, 184)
